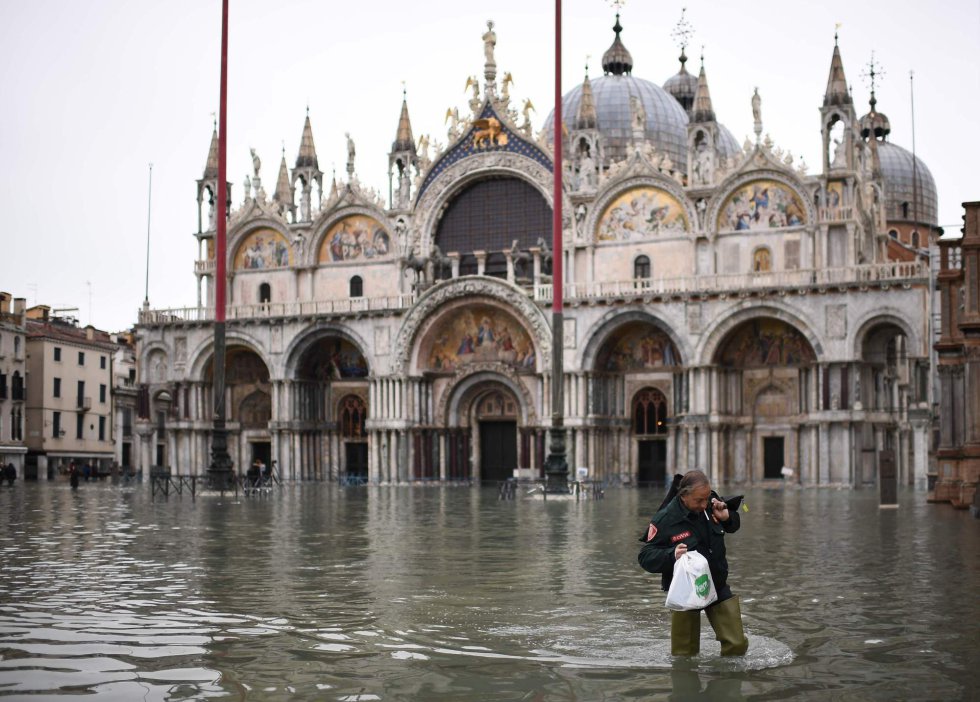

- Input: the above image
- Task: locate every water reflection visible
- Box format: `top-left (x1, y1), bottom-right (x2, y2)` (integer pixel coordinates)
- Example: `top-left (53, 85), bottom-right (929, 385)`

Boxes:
top-left (0, 482), bottom-right (976, 700)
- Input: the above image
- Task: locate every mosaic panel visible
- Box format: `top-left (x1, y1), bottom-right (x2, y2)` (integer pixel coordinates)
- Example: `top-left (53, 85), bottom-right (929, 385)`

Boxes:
top-left (597, 187), bottom-right (689, 241)
top-left (234, 229), bottom-right (291, 270)
top-left (318, 215), bottom-right (392, 263)
top-left (424, 305), bottom-right (535, 372)
top-left (718, 180), bottom-right (807, 231)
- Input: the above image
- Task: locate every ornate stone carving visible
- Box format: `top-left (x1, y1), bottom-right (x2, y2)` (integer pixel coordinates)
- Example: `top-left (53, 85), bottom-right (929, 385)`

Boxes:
top-left (434, 360), bottom-right (537, 427)
top-left (392, 278), bottom-right (552, 374)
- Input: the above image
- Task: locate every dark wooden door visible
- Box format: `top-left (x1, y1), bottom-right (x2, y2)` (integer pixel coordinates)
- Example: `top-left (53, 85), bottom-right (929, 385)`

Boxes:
top-left (638, 440), bottom-right (667, 486)
top-left (345, 443), bottom-right (368, 479)
top-left (763, 437), bottom-right (784, 479)
top-left (480, 421), bottom-right (517, 482)
top-left (879, 449), bottom-right (897, 506)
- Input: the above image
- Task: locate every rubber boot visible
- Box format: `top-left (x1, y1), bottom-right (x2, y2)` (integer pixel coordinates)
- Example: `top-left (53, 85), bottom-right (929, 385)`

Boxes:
top-left (705, 596), bottom-right (748, 656)
top-left (670, 610), bottom-right (701, 656)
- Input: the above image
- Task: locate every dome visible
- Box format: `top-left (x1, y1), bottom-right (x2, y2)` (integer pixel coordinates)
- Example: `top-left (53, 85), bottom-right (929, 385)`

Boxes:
top-left (544, 74), bottom-right (690, 167)
top-left (543, 17), bottom-right (741, 172)
top-left (663, 53), bottom-right (698, 114)
top-left (877, 141), bottom-right (938, 226)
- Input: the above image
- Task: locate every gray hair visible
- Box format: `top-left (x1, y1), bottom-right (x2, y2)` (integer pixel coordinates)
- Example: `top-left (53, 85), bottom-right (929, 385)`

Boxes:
top-left (677, 469), bottom-right (710, 497)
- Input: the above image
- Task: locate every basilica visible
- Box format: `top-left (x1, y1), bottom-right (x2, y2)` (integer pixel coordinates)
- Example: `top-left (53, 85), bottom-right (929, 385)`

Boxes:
top-left (136, 15), bottom-right (939, 489)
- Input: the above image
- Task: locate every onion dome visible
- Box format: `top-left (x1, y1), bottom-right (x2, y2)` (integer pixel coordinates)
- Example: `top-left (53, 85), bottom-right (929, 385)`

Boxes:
top-left (602, 14), bottom-right (633, 76)
top-left (663, 50), bottom-right (698, 115)
top-left (859, 96), bottom-right (891, 140)
top-left (877, 141), bottom-right (938, 226)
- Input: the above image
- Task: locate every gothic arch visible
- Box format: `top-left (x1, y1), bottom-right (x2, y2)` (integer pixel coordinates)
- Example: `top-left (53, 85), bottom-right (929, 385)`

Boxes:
top-left (393, 277), bottom-right (552, 375)
top-left (698, 302), bottom-right (823, 366)
top-left (580, 308), bottom-right (691, 370)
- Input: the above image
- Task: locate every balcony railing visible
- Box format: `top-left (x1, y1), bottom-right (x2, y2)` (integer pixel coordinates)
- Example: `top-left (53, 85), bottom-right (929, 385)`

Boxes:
top-left (535, 261), bottom-right (927, 302)
top-left (140, 261), bottom-right (927, 325)
top-left (139, 294), bottom-right (417, 325)
top-left (194, 259), bottom-right (216, 274)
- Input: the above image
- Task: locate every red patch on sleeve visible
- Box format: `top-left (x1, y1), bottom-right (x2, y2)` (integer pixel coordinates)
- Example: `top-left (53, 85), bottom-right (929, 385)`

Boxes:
top-left (646, 523), bottom-right (657, 541)
top-left (671, 530), bottom-right (692, 543)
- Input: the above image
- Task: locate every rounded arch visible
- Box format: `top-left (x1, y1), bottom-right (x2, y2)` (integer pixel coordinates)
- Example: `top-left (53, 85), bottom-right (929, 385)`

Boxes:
top-left (439, 366), bottom-right (536, 428)
top-left (412, 153), bottom-right (558, 258)
top-left (282, 322), bottom-right (373, 380)
top-left (312, 207), bottom-right (394, 265)
top-left (393, 277), bottom-right (552, 375)
top-left (698, 303), bottom-right (823, 366)
top-left (187, 331), bottom-right (272, 381)
top-left (708, 170), bottom-right (815, 237)
top-left (580, 309), bottom-right (692, 370)
top-left (851, 310), bottom-right (921, 359)
top-left (587, 175), bottom-right (696, 242)
top-left (139, 342), bottom-right (170, 383)
top-left (433, 175), bottom-right (552, 277)
top-left (227, 220), bottom-right (293, 272)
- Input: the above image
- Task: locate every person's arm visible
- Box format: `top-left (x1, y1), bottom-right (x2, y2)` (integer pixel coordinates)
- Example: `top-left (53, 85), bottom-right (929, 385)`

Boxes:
top-left (712, 495), bottom-right (740, 533)
top-left (638, 537), bottom-right (675, 574)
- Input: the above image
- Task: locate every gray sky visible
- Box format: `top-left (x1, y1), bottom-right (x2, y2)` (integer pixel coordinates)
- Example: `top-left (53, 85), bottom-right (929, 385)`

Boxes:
top-left (1, 0), bottom-right (976, 332)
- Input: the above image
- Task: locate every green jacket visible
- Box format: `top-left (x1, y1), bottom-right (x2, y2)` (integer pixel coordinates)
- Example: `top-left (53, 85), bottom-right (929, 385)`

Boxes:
top-left (637, 492), bottom-right (740, 593)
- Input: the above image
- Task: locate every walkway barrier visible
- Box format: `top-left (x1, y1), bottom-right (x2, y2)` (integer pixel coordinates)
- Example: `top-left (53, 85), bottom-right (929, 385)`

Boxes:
top-left (150, 474), bottom-right (199, 499)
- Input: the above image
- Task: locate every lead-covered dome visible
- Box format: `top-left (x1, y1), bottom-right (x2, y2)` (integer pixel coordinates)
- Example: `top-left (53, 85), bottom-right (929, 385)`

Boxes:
top-left (544, 16), bottom-right (740, 171)
top-left (877, 141), bottom-right (938, 226)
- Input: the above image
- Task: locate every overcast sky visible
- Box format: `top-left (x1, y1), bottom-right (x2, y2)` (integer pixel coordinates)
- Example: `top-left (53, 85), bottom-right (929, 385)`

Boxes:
top-left (2, 0), bottom-right (977, 332)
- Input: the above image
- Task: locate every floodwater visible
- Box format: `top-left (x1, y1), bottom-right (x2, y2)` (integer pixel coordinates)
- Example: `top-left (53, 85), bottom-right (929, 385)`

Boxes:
top-left (0, 481), bottom-right (977, 701)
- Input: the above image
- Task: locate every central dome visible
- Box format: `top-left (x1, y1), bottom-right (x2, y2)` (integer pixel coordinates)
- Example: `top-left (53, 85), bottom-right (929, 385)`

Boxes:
top-left (543, 16), bottom-right (740, 172)
top-left (544, 74), bottom-right (690, 167)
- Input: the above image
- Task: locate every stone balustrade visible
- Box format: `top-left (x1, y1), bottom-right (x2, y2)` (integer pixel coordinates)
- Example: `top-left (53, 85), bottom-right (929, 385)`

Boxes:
top-left (142, 261), bottom-right (926, 325)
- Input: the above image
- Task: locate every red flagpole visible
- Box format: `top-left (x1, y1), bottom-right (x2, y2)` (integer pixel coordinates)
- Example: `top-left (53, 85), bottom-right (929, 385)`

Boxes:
top-left (552, 0), bottom-right (563, 313)
top-left (215, 0), bottom-right (228, 321)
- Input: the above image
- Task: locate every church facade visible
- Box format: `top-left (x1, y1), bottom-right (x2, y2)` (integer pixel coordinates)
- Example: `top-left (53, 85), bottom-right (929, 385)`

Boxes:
top-left (136, 17), bottom-right (939, 488)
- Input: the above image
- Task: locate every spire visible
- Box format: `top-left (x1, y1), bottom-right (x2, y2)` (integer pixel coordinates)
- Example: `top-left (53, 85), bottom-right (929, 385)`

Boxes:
top-left (859, 51), bottom-right (891, 141)
top-left (602, 14), bottom-right (633, 76)
top-left (203, 121), bottom-right (219, 178)
top-left (692, 53), bottom-right (715, 123)
top-left (823, 33), bottom-right (852, 107)
top-left (295, 109), bottom-right (319, 170)
top-left (575, 64), bottom-right (598, 129)
top-left (391, 89), bottom-right (415, 153)
top-left (273, 146), bottom-right (292, 206)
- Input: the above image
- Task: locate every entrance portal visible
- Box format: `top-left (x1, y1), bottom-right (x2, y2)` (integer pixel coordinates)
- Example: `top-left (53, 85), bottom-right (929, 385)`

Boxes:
top-left (250, 441), bottom-right (271, 470)
top-left (637, 440), bottom-right (667, 487)
top-left (345, 443), bottom-right (368, 481)
top-left (480, 421), bottom-right (517, 482)
top-left (763, 436), bottom-right (784, 479)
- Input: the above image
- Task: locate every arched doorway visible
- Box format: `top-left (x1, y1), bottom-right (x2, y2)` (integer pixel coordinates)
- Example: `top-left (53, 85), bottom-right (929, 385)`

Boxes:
top-left (204, 345), bottom-right (272, 476)
top-left (714, 318), bottom-right (816, 483)
top-left (293, 335), bottom-right (370, 481)
top-left (633, 387), bottom-right (669, 487)
top-left (592, 320), bottom-right (680, 483)
top-left (340, 394), bottom-right (368, 481)
top-left (474, 388), bottom-right (519, 483)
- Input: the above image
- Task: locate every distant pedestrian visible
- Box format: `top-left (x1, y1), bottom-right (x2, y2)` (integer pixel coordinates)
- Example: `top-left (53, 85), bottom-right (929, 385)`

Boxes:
top-left (3, 463), bottom-right (14, 485)
top-left (69, 464), bottom-right (80, 490)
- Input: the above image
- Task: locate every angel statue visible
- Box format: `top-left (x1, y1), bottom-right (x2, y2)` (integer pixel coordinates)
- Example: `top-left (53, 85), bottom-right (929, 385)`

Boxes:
top-left (250, 148), bottom-right (261, 178)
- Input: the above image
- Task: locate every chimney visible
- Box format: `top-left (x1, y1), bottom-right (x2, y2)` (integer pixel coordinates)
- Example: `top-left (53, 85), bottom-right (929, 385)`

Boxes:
top-left (0, 292), bottom-right (10, 313)
top-left (13, 298), bottom-right (25, 324)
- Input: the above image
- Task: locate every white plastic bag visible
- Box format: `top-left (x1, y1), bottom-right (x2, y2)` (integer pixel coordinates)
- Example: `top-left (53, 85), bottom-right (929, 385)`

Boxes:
top-left (665, 551), bottom-right (718, 611)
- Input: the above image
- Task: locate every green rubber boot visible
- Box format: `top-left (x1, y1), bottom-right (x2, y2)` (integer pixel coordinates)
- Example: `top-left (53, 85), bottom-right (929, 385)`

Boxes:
top-left (670, 610), bottom-right (701, 656)
top-left (705, 596), bottom-right (749, 656)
